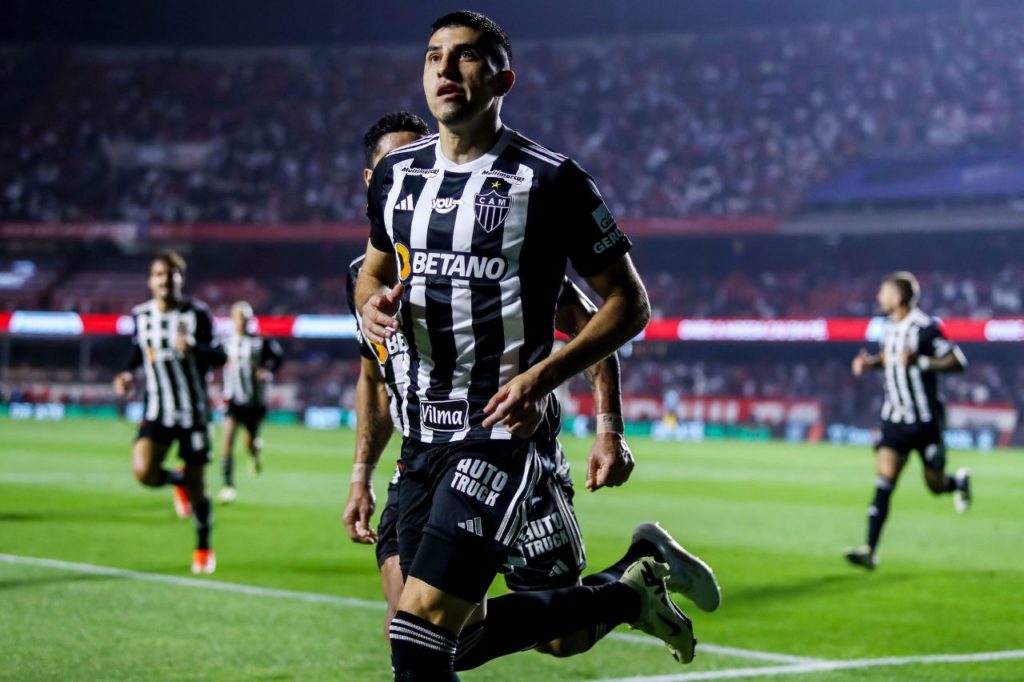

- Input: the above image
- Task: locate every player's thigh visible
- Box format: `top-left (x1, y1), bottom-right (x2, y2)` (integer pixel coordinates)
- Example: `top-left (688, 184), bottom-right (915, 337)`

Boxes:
top-left (404, 440), bottom-right (541, 618)
top-left (875, 447), bottom-right (908, 480)
top-left (132, 433), bottom-right (172, 483)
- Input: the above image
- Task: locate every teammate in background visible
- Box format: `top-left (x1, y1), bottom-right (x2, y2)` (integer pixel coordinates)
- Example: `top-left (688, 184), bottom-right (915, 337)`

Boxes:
top-left (343, 112), bottom-right (720, 662)
top-left (845, 271), bottom-right (971, 570)
top-left (216, 301), bottom-right (285, 504)
top-left (113, 252), bottom-right (226, 574)
top-left (356, 13), bottom-right (695, 678)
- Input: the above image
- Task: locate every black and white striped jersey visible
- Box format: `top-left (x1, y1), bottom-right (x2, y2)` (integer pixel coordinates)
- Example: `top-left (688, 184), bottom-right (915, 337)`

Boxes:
top-left (878, 309), bottom-right (963, 425)
top-left (366, 127), bottom-right (631, 443)
top-left (347, 254), bottom-right (413, 434)
top-left (222, 333), bottom-right (284, 407)
top-left (125, 299), bottom-right (226, 428)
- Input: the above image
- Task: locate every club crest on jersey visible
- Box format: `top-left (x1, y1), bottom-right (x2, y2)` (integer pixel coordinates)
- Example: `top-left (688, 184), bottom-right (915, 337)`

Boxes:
top-left (474, 188), bottom-right (513, 233)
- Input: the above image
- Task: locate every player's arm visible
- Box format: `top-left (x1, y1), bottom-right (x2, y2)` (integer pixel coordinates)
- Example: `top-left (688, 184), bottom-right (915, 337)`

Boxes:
top-left (903, 326), bottom-right (967, 374)
top-left (185, 306), bottom-right (227, 367)
top-left (554, 280), bottom-right (633, 491)
top-left (342, 354), bottom-right (394, 544)
top-left (355, 165), bottom-right (404, 344)
top-left (258, 339), bottom-right (286, 379)
top-left (113, 337), bottom-right (143, 396)
top-left (483, 255), bottom-right (649, 436)
top-left (852, 349), bottom-right (886, 376)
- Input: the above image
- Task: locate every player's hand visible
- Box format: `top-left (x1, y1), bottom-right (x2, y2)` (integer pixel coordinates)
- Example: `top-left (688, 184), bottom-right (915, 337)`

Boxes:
top-left (481, 368), bottom-right (549, 438)
top-left (585, 433), bottom-right (634, 491)
top-left (255, 368), bottom-right (273, 382)
top-left (342, 481), bottom-right (377, 544)
top-left (900, 349), bottom-right (918, 367)
top-left (173, 330), bottom-right (194, 354)
top-left (360, 283), bottom-right (404, 345)
top-left (113, 371), bottom-right (134, 396)
top-left (852, 349), bottom-right (872, 376)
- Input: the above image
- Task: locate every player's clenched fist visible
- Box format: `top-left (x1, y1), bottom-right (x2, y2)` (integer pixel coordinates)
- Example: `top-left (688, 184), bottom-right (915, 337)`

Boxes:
top-left (360, 283), bottom-right (404, 344)
top-left (113, 371), bottom-right (134, 396)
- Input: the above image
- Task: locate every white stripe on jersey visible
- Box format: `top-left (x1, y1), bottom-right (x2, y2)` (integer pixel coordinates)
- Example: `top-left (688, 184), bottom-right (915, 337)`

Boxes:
top-left (406, 164), bottom-right (447, 444)
top-left (490, 163), bottom-right (535, 439)
top-left (510, 141), bottom-right (562, 167)
top-left (909, 366), bottom-right (932, 422)
top-left (140, 312), bottom-right (161, 422)
top-left (148, 302), bottom-right (178, 427)
top-left (167, 309), bottom-right (195, 429)
top-left (496, 442), bottom-right (539, 546)
top-left (892, 321), bottom-right (916, 424)
top-left (446, 171), bottom-right (490, 442)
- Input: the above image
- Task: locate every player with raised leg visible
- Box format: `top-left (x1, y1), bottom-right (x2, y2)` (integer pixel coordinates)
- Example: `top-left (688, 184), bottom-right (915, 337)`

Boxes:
top-left (845, 271), bottom-right (970, 570)
top-left (113, 252), bottom-right (226, 574)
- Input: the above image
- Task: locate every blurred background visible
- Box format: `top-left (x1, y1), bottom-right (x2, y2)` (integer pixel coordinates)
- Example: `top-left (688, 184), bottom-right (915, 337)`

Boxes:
top-left (2, 0), bottom-right (1023, 448)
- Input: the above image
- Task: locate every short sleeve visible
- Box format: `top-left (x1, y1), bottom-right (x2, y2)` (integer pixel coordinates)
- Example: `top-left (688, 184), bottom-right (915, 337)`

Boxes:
top-left (556, 160), bottom-right (632, 278)
top-left (367, 164), bottom-right (394, 252)
top-left (918, 322), bottom-right (957, 359)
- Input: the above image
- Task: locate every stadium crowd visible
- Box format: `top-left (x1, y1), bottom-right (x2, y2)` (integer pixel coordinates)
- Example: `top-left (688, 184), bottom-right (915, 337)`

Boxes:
top-left (3, 5), bottom-right (1023, 222)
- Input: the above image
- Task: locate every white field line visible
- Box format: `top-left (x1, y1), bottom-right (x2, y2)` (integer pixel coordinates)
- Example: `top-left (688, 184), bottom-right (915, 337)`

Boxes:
top-left (0, 553), bottom-right (811, 664)
top-left (589, 649), bottom-right (1024, 682)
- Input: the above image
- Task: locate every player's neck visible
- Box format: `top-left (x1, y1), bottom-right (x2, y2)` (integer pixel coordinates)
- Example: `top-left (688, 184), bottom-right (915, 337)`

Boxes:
top-left (889, 306), bottom-right (911, 322)
top-left (438, 116), bottom-right (503, 166)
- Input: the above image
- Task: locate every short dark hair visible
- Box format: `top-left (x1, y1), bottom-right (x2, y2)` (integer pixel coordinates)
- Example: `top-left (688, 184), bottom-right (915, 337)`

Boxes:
top-left (363, 111), bottom-right (430, 168)
top-left (884, 271), bottom-right (919, 307)
top-left (152, 251), bottom-right (186, 276)
top-left (430, 10), bottom-right (512, 70)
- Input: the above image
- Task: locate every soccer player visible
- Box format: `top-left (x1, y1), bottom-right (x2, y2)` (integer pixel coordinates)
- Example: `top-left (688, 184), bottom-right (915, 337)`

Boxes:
top-left (113, 251), bottom-right (226, 574)
top-left (216, 300), bottom-right (285, 504)
top-left (355, 13), bottom-right (695, 678)
top-left (344, 112), bottom-right (720, 662)
top-left (845, 271), bottom-right (971, 570)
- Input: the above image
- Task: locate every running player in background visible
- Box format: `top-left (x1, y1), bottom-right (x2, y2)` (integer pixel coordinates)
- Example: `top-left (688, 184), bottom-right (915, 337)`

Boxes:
top-left (113, 251), bottom-right (226, 574)
top-left (356, 12), bottom-right (696, 679)
top-left (217, 301), bottom-right (285, 504)
top-left (845, 271), bottom-right (971, 570)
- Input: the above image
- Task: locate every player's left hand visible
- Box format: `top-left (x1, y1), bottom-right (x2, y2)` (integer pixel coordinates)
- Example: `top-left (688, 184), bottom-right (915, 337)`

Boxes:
top-left (481, 369), bottom-right (549, 438)
top-left (586, 433), bottom-right (634, 491)
top-left (342, 482), bottom-right (377, 545)
top-left (173, 330), bottom-right (194, 354)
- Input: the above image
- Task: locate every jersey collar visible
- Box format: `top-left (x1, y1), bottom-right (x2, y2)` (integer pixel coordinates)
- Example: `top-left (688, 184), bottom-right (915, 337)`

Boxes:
top-left (433, 127), bottom-right (514, 173)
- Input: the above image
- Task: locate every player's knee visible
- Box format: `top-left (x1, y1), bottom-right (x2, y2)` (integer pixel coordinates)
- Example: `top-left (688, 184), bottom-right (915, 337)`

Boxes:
top-left (925, 478), bottom-right (946, 495)
top-left (133, 463), bottom-right (162, 487)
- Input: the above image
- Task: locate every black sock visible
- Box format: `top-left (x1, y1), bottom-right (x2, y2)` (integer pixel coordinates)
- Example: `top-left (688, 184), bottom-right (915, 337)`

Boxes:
top-left (581, 539), bottom-right (661, 587)
top-left (866, 475), bottom-right (894, 552)
top-left (160, 469), bottom-right (185, 487)
top-left (942, 475), bottom-right (958, 493)
top-left (222, 457), bottom-right (234, 487)
top-left (390, 611), bottom-right (458, 681)
top-left (193, 497), bottom-right (213, 550)
top-left (453, 582), bottom-right (640, 671)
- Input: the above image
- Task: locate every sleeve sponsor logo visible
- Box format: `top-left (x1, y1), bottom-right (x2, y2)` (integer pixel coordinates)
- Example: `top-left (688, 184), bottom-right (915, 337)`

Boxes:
top-left (395, 242), bottom-right (507, 283)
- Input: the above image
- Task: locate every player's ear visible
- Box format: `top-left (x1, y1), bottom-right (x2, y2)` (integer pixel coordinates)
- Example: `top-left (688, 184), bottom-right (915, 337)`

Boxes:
top-left (493, 69), bottom-right (515, 97)
top-left (363, 168), bottom-right (373, 187)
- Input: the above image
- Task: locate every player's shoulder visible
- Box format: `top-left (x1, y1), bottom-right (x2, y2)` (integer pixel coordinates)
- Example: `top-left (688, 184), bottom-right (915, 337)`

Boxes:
top-left (183, 298), bottom-right (213, 317)
top-left (381, 133), bottom-right (439, 167)
top-left (910, 308), bottom-right (940, 330)
top-left (508, 130), bottom-right (570, 168)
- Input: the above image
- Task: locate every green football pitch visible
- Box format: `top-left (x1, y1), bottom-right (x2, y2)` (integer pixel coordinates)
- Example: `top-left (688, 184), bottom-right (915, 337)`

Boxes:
top-left (1, 418), bottom-right (1022, 681)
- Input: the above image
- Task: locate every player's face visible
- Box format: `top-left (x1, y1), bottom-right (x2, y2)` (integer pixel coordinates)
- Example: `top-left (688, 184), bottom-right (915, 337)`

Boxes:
top-left (148, 260), bottom-right (182, 304)
top-left (231, 309), bottom-right (248, 333)
top-left (877, 282), bottom-right (902, 314)
top-left (423, 26), bottom-right (512, 130)
top-left (363, 131), bottom-right (423, 187)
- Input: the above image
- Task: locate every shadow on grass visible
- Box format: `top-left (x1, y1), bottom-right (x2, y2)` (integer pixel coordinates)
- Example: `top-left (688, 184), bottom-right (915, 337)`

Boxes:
top-left (724, 570), bottom-right (916, 606)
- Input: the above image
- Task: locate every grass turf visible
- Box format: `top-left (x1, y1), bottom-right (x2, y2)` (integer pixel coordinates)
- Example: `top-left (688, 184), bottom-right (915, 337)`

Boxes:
top-left (1, 418), bottom-right (1022, 681)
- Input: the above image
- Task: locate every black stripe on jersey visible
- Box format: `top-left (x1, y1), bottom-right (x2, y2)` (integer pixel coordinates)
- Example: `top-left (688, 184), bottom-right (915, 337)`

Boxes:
top-left (423, 172), bottom-right (467, 403)
top-left (465, 152), bottom-right (527, 429)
